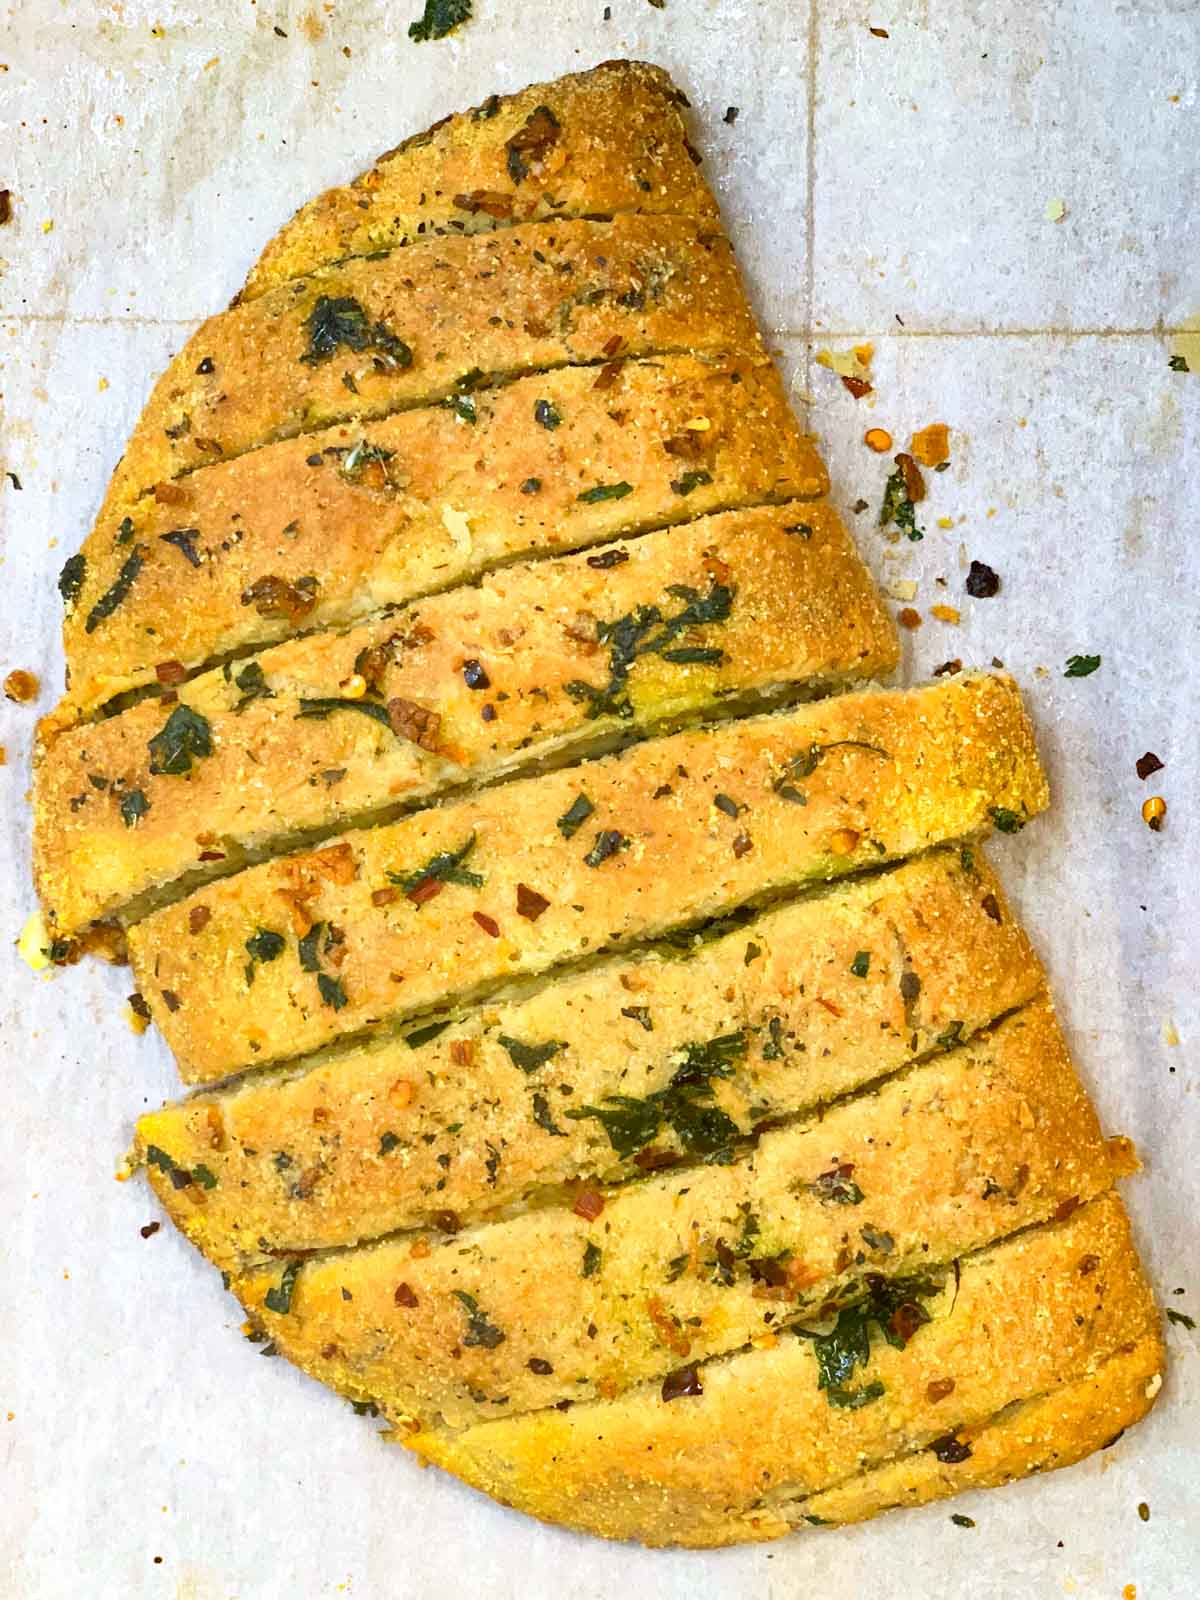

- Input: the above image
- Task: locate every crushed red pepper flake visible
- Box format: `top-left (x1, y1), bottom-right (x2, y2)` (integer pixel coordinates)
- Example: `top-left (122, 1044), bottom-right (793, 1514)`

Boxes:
top-left (1135, 752), bottom-right (1164, 781)
top-left (407, 876), bottom-right (443, 906)
top-left (472, 910), bottom-right (501, 937)
top-left (188, 905), bottom-right (212, 935)
top-left (394, 1282), bottom-right (419, 1308)
top-left (573, 1189), bottom-right (605, 1221)
top-left (154, 659), bottom-right (188, 686)
top-left (516, 882), bottom-right (550, 920)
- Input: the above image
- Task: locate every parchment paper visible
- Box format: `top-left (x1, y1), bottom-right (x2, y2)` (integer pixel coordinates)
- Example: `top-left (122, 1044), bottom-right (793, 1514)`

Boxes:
top-left (1, 3), bottom-right (1197, 1596)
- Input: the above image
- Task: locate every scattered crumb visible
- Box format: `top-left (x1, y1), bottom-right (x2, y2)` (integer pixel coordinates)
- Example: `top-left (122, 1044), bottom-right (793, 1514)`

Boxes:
top-left (910, 422), bottom-right (951, 467)
top-left (936, 516), bottom-right (955, 529)
top-left (0, 746), bottom-right (6, 765)
top-left (864, 427), bottom-right (893, 453)
top-left (0, 190), bottom-right (11, 225)
top-left (97, 376), bottom-right (109, 392)
top-left (931, 604), bottom-right (960, 624)
top-left (1163, 1020), bottom-right (1179, 1047)
top-left (816, 345), bottom-right (874, 398)
top-left (204, 56), bottom-right (220, 70)
top-left (17, 910), bottom-right (50, 972)
top-left (3, 668), bottom-right (39, 703)
top-left (41, 219), bottom-right (54, 234)
top-left (897, 607), bottom-right (922, 630)
top-left (885, 579), bottom-right (918, 602)
top-left (1045, 198), bottom-right (1067, 223)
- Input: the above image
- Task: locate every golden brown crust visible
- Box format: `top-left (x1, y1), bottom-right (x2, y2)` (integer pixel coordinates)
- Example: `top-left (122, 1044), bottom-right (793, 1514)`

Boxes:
top-left (234, 998), bottom-right (1115, 1429)
top-left (80, 216), bottom-right (761, 596)
top-left (404, 1193), bottom-right (1161, 1545)
top-left (794, 1332), bottom-right (1164, 1533)
top-left (38, 502), bottom-right (893, 934)
top-left (240, 61), bottom-right (720, 301)
top-left (127, 672), bottom-right (1050, 1083)
top-left (56, 354), bottom-right (825, 718)
top-left (136, 847), bottom-right (1041, 1272)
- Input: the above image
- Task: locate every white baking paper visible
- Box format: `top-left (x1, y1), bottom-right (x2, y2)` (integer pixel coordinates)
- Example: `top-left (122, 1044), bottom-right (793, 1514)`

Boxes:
top-left (1, 3), bottom-right (1197, 1596)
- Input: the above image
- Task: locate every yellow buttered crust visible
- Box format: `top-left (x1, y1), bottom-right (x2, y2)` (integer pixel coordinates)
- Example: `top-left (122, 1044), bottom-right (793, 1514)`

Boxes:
top-left (127, 672), bottom-right (1050, 1083)
top-left (37, 502), bottom-right (894, 934)
top-left (55, 354), bottom-right (826, 718)
top-left (235, 999), bottom-right (1115, 1430)
top-left (80, 216), bottom-right (761, 592)
top-left (136, 846), bottom-right (1041, 1272)
top-left (405, 1193), bottom-right (1161, 1546)
top-left (240, 61), bottom-right (720, 301)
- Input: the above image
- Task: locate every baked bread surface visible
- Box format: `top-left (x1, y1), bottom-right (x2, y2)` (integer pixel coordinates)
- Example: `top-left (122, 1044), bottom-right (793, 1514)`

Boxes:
top-left (32, 59), bottom-right (1162, 1548)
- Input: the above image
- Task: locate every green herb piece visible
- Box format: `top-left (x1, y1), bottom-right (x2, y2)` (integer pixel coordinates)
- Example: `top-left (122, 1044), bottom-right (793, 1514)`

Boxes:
top-left (264, 1260), bottom-right (302, 1315)
top-left (1168, 354), bottom-right (1190, 372)
top-left (233, 660), bottom-right (274, 712)
top-left (660, 646), bottom-right (724, 665)
top-left (950, 1514), bottom-right (976, 1529)
top-left (119, 788), bottom-right (150, 828)
top-left (577, 481), bottom-right (633, 504)
top-left (803, 1515), bottom-right (830, 1526)
top-left (147, 704), bottom-right (213, 776)
top-left (713, 792), bottom-right (740, 818)
top-left (773, 740), bottom-right (888, 795)
top-left (297, 697), bottom-right (394, 731)
top-left (796, 1274), bottom-right (938, 1399)
top-left (809, 1165), bottom-right (864, 1205)
top-left (404, 1018), bottom-right (452, 1049)
top-left (520, 477), bottom-right (542, 494)
top-left (556, 793), bottom-right (595, 839)
top-left (1064, 653), bottom-right (1101, 678)
top-left (190, 1163), bottom-right (218, 1190)
top-left (409, 0), bottom-right (471, 42)
top-left (1166, 1309), bottom-right (1196, 1329)
top-left (115, 516), bottom-right (136, 546)
top-left (160, 527), bottom-right (202, 568)
top-left (498, 1035), bottom-right (563, 1073)
top-left (761, 1015), bottom-right (786, 1059)
top-left (58, 552), bottom-right (86, 605)
top-left (340, 439), bottom-right (396, 481)
top-left (850, 950), bottom-right (871, 978)
top-left (447, 393), bottom-right (477, 424)
top-left (565, 580), bottom-right (735, 720)
top-left (299, 295), bottom-right (412, 369)
top-left (389, 835), bottom-right (484, 894)
top-left (860, 1225), bottom-right (895, 1254)
top-left (669, 469), bottom-right (713, 496)
top-left (452, 1290), bottom-right (505, 1348)
top-left (379, 1131), bottom-right (401, 1156)
top-left (936, 1020), bottom-right (965, 1050)
top-left (581, 1241), bottom-right (602, 1278)
top-left (879, 467), bottom-right (924, 541)
top-left (621, 1005), bottom-right (653, 1031)
top-left (960, 844), bottom-right (976, 873)
top-left (989, 806), bottom-right (1024, 834)
top-left (298, 921), bottom-right (325, 973)
top-left (567, 1028), bottom-right (745, 1160)
top-left (583, 829), bottom-right (628, 867)
top-left (145, 1145), bottom-right (177, 1176)
top-left (318, 973), bottom-right (348, 1010)
top-left (531, 1092), bottom-right (566, 1137)
top-left (826, 1380), bottom-right (885, 1409)
top-left (244, 929), bottom-right (285, 986)
top-left (85, 546), bottom-right (145, 634)
top-left (534, 398), bottom-right (562, 430)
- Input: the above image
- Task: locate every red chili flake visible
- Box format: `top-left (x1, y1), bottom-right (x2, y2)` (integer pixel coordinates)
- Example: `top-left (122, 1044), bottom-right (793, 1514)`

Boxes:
top-left (601, 334), bottom-right (624, 359)
top-left (926, 1377), bottom-right (955, 1403)
top-left (840, 374), bottom-right (874, 399)
top-left (869, 25), bottom-right (890, 37)
top-left (188, 905), bottom-right (212, 935)
top-left (154, 481), bottom-right (188, 506)
top-left (897, 607), bottom-right (922, 630)
top-left (160, 989), bottom-right (182, 1013)
top-left (1135, 752), bottom-right (1164, 781)
top-left (1079, 1254), bottom-right (1101, 1277)
top-left (0, 190), bottom-right (11, 225)
top-left (928, 1432), bottom-right (972, 1463)
top-left (593, 360), bottom-right (623, 391)
top-left (895, 451), bottom-right (926, 504)
top-left (128, 992), bottom-right (152, 1022)
top-left (472, 911), bottom-right (500, 938)
top-left (661, 1364), bottom-right (703, 1402)
top-left (632, 1146), bottom-right (682, 1172)
top-left (140, 1221), bottom-right (161, 1239)
top-left (980, 893), bottom-right (1003, 923)
top-left (433, 1210), bottom-right (462, 1234)
top-left (516, 882), bottom-right (550, 921)
top-left (527, 1357), bottom-right (554, 1375)
top-left (452, 190), bottom-right (514, 219)
top-left (240, 573), bottom-right (319, 621)
top-left (933, 659), bottom-right (962, 676)
top-left (154, 659), bottom-right (188, 686)
top-left (889, 1301), bottom-right (927, 1344)
top-left (573, 1190), bottom-right (605, 1221)
top-left (387, 696), bottom-right (442, 751)
top-left (394, 1282), bottom-right (419, 1308)
top-left (197, 850), bottom-right (226, 862)
top-left (815, 996), bottom-right (843, 1017)
top-left (407, 876), bottom-right (443, 906)
top-left (965, 560), bottom-right (1001, 598)
top-left (372, 886), bottom-right (399, 907)
top-left (1053, 1195), bottom-right (1081, 1223)
top-left (732, 832), bottom-right (753, 859)
top-left (852, 498), bottom-right (869, 514)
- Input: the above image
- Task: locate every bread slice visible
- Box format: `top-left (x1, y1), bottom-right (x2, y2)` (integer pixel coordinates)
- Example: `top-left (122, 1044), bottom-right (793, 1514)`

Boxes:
top-left (55, 354), bottom-right (826, 717)
top-left (39, 502), bottom-right (893, 935)
top-left (233, 999), bottom-right (1116, 1430)
top-left (84, 216), bottom-right (761, 572)
top-left (135, 846), bottom-right (1041, 1272)
top-left (404, 1193), bottom-right (1162, 1545)
top-left (240, 61), bottom-right (719, 301)
top-left (126, 672), bottom-right (1049, 1083)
